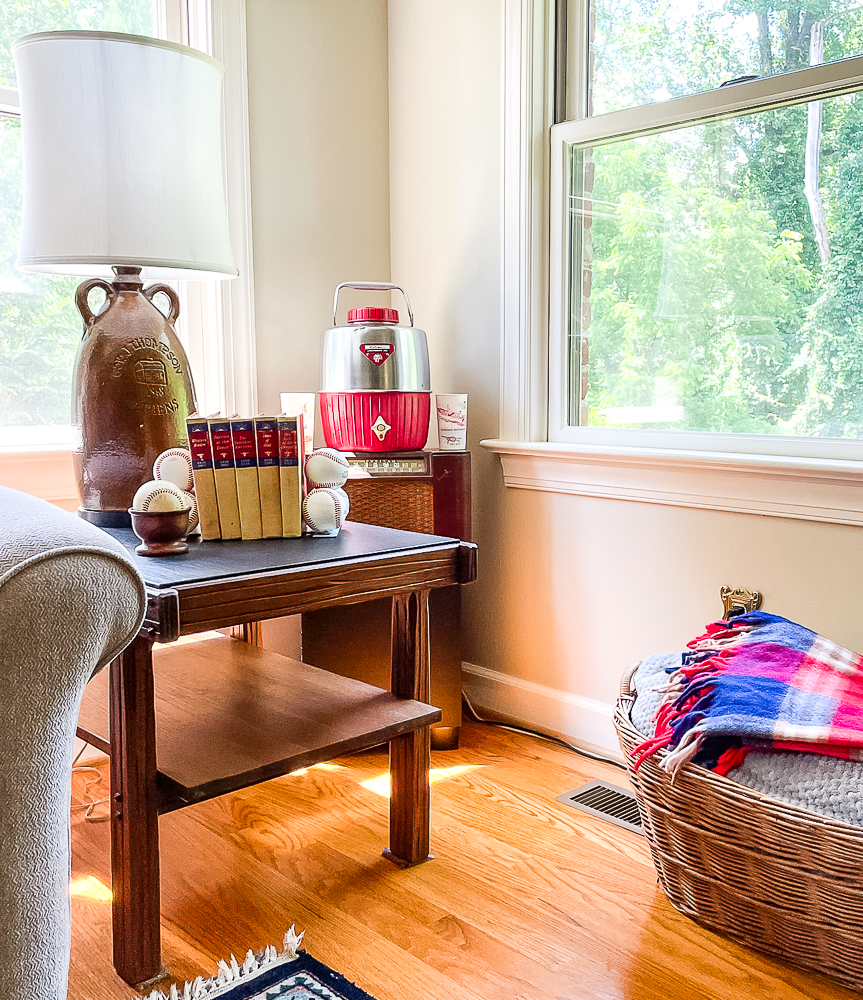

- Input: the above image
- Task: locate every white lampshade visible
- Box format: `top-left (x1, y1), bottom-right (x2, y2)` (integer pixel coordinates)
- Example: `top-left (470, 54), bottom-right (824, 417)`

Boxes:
top-left (12, 31), bottom-right (238, 280)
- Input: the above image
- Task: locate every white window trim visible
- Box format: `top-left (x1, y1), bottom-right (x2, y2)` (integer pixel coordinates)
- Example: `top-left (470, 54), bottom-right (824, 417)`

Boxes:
top-left (487, 0), bottom-right (863, 525)
top-left (183, 0), bottom-right (258, 418)
top-left (482, 438), bottom-right (863, 526)
top-left (500, 0), bottom-right (554, 443)
top-left (0, 0), bottom-right (255, 504)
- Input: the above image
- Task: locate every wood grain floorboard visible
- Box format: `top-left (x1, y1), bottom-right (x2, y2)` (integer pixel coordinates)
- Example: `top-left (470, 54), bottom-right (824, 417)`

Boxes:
top-left (68, 722), bottom-right (855, 1000)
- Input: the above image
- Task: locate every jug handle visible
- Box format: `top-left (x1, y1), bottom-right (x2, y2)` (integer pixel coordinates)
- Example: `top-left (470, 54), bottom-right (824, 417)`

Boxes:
top-left (143, 283), bottom-right (181, 324)
top-left (75, 278), bottom-right (115, 330)
top-left (333, 281), bottom-right (414, 327)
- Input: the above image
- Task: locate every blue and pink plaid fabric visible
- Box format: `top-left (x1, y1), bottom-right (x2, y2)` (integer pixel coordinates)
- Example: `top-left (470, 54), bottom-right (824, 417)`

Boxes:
top-left (632, 611), bottom-right (863, 776)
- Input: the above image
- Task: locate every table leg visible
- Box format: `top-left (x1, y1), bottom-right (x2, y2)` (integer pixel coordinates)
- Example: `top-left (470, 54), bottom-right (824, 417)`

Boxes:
top-left (109, 634), bottom-right (165, 987)
top-left (230, 621), bottom-right (263, 646)
top-left (385, 589), bottom-right (432, 867)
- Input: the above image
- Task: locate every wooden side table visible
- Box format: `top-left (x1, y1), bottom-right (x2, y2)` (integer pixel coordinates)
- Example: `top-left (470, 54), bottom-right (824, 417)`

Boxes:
top-left (77, 523), bottom-right (476, 989)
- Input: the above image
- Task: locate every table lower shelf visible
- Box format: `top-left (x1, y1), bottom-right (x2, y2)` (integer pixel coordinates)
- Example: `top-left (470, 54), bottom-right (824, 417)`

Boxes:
top-left (77, 635), bottom-right (441, 813)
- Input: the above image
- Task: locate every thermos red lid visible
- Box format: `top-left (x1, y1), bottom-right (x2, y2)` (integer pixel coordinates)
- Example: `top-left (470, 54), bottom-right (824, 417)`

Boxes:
top-left (347, 306), bottom-right (399, 325)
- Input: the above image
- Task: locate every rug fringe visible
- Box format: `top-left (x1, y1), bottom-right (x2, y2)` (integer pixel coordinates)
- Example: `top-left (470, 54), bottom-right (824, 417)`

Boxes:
top-left (139, 926), bottom-right (305, 1000)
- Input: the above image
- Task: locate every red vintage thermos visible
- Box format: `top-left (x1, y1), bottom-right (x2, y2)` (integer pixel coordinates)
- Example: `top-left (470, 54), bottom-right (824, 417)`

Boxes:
top-left (319, 281), bottom-right (431, 452)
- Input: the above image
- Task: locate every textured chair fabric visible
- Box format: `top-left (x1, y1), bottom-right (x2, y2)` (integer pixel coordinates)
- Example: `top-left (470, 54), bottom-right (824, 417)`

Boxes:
top-left (0, 487), bottom-right (146, 1000)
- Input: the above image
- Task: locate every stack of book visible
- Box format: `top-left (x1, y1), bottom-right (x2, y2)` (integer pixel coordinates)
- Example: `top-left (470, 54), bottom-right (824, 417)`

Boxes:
top-left (186, 414), bottom-right (306, 540)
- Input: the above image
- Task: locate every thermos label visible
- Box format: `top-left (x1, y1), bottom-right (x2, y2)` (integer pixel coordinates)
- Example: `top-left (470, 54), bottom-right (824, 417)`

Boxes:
top-left (360, 343), bottom-right (395, 366)
top-left (371, 415), bottom-right (392, 441)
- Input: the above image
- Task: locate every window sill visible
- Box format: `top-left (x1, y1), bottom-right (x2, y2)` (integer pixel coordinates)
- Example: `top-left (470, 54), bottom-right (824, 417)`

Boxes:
top-left (480, 439), bottom-right (863, 526)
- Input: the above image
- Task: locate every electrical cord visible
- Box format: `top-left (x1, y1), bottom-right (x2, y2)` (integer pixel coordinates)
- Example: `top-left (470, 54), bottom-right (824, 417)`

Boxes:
top-left (71, 744), bottom-right (110, 823)
top-left (461, 688), bottom-right (629, 772)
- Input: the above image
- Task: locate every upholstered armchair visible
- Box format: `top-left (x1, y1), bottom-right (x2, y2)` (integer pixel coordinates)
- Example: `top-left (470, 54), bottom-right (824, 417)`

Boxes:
top-left (0, 487), bottom-right (146, 1000)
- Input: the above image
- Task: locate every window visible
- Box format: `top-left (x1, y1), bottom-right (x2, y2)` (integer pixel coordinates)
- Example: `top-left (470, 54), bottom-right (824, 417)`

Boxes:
top-left (0, 1), bottom-right (159, 448)
top-left (0, 0), bottom-right (254, 504)
top-left (551, 1), bottom-right (863, 460)
top-left (589, 1), bottom-right (863, 115)
top-left (492, 0), bottom-right (863, 524)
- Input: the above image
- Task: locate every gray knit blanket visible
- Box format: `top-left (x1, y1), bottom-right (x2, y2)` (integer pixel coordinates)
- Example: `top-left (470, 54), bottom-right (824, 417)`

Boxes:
top-left (631, 653), bottom-right (863, 828)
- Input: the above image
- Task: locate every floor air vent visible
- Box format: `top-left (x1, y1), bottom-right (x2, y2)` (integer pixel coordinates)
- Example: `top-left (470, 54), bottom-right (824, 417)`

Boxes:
top-left (556, 780), bottom-right (643, 835)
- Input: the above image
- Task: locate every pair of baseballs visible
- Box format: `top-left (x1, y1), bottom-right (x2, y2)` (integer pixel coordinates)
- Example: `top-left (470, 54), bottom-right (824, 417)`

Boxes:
top-left (131, 448), bottom-right (199, 533)
top-left (302, 448), bottom-right (351, 535)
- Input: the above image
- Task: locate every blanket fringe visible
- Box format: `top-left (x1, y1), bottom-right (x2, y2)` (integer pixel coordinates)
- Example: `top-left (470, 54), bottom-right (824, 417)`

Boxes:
top-left (630, 620), bottom-right (751, 770)
top-left (139, 927), bottom-right (305, 1000)
top-left (658, 729), bottom-right (705, 779)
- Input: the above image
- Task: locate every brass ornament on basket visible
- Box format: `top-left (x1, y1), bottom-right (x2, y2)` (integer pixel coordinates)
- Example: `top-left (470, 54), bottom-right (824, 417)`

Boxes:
top-left (720, 585), bottom-right (762, 619)
top-left (73, 267), bottom-right (197, 526)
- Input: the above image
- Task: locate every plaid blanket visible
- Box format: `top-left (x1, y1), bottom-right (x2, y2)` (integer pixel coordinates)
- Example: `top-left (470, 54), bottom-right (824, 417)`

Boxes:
top-left (632, 611), bottom-right (863, 777)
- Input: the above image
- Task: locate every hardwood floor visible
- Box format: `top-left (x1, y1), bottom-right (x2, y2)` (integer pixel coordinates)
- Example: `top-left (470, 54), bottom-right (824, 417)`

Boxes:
top-left (69, 721), bottom-right (853, 1000)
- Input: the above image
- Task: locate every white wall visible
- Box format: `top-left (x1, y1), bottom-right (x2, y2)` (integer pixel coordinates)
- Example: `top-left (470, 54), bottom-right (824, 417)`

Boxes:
top-left (387, 0), bottom-right (503, 668)
top-left (246, 0), bottom-right (392, 417)
top-left (387, 0), bottom-right (863, 751)
top-left (245, 0), bottom-right (391, 657)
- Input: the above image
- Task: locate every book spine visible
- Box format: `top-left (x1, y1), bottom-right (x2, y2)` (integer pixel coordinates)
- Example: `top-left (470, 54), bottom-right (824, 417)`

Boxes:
top-left (230, 419), bottom-right (263, 540)
top-left (277, 414), bottom-right (304, 537)
top-left (255, 417), bottom-right (283, 538)
top-left (208, 418), bottom-right (242, 540)
top-left (186, 417), bottom-right (221, 540)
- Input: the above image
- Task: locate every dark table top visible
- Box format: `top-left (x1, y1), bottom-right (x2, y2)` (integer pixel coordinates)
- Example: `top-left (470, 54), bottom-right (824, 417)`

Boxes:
top-left (104, 521), bottom-right (461, 589)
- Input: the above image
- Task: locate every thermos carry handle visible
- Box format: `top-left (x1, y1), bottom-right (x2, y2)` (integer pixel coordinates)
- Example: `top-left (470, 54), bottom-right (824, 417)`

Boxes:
top-left (332, 281), bottom-right (414, 327)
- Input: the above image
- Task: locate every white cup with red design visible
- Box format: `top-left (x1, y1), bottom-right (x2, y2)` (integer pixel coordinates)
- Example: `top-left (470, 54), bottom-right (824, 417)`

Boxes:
top-left (435, 393), bottom-right (468, 451)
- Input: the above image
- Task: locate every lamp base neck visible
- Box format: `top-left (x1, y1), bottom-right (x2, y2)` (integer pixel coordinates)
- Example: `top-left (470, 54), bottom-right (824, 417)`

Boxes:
top-left (111, 265), bottom-right (144, 291)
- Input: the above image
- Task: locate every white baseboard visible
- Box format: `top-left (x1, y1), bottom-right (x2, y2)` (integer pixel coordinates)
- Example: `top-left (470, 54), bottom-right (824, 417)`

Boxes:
top-left (461, 661), bottom-right (618, 751)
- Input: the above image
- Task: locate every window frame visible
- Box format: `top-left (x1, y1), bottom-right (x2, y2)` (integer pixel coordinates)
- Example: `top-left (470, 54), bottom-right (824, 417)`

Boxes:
top-left (549, 54), bottom-right (863, 459)
top-left (491, 0), bottom-right (863, 525)
top-left (178, 0), bottom-right (258, 419)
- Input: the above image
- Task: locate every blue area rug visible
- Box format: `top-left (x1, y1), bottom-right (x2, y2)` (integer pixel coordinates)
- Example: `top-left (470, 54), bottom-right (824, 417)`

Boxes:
top-left (139, 929), bottom-right (378, 1000)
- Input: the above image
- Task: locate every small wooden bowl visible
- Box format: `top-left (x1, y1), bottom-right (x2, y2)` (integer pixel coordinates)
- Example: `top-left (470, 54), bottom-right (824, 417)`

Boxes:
top-left (129, 507), bottom-right (191, 557)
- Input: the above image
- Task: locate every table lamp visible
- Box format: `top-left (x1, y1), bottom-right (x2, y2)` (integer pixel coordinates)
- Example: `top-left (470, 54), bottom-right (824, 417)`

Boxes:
top-left (12, 31), bottom-right (238, 526)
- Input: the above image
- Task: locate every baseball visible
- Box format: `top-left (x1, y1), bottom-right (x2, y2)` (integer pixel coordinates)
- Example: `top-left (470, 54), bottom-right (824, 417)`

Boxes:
top-left (132, 479), bottom-right (189, 513)
top-left (182, 490), bottom-right (200, 533)
top-left (304, 448), bottom-right (350, 489)
top-left (332, 486), bottom-right (350, 519)
top-left (302, 487), bottom-right (346, 535)
top-left (153, 448), bottom-right (194, 492)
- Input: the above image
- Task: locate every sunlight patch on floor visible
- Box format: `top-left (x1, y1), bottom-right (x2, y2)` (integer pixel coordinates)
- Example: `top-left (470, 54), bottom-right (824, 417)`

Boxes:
top-left (361, 764), bottom-right (483, 798)
top-left (69, 875), bottom-right (113, 902)
top-left (287, 761), bottom-right (346, 777)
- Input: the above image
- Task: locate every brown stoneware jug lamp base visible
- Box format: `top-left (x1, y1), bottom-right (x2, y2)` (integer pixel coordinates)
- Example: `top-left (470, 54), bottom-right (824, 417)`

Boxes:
top-left (130, 508), bottom-right (191, 557)
top-left (74, 266), bottom-right (197, 529)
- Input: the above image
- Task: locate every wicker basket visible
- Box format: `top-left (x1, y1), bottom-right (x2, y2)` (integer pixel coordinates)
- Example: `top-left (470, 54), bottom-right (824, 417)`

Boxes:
top-left (615, 663), bottom-right (863, 993)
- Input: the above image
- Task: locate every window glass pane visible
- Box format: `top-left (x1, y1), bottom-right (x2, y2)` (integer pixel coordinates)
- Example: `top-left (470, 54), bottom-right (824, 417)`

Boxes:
top-left (0, 115), bottom-right (81, 437)
top-left (568, 91), bottom-right (863, 438)
top-left (0, 1), bottom-right (159, 445)
top-left (0, 1), bottom-right (158, 89)
top-left (590, 1), bottom-right (863, 116)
